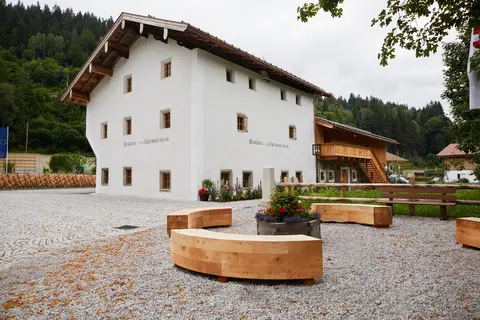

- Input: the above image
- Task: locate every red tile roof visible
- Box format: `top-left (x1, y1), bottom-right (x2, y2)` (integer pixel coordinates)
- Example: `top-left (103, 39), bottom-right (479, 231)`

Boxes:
top-left (386, 152), bottom-right (408, 162)
top-left (436, 144), bottom-right (470, 157)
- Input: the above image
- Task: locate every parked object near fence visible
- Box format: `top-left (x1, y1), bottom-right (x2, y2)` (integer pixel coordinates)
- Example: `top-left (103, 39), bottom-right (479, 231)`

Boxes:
top-left (0, 174), bottom-right (96, 190)
top-left (166, 207), bottom-right (232, 236)
top-left (379, 186), bottom-right (456, 220)
top-left (171, 229), bottom-right (323, 284)
top-left (312, 203), bottom-right (392, 228)
top-left (456, 217), bottom-right (480, 249)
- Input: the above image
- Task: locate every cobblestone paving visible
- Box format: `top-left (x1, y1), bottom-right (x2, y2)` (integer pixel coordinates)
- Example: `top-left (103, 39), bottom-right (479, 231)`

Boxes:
top-left (0, 189), bottom-right (260, 271)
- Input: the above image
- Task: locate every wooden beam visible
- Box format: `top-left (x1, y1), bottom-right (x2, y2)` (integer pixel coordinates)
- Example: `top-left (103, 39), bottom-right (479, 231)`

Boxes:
top-left (89, 63), bottom-right (113, 76)
top-left (109, 42), bottom-right (129, 59)
top-left (70, 91), bottom-right (90, 102)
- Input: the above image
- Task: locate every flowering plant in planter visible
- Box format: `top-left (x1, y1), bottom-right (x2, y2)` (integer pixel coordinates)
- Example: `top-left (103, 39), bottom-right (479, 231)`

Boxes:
top-left (198, 187), bottom-right (209, 201)
top-left (255, 190), bottom-right (320, 223)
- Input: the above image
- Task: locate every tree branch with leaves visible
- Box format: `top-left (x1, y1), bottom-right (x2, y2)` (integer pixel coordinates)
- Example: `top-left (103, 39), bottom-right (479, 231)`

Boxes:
top-left (297, 0), bottom-right (480, 66)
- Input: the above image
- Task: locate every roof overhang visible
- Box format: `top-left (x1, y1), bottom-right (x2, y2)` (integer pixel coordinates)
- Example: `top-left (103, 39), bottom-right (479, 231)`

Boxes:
top-left (315, 118), bottom-right (399, 144)
top-left (61, 12), bottom-right (331, 106)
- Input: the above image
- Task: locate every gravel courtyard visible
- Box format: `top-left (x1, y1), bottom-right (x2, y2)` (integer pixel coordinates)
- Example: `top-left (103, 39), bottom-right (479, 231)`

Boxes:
top-left (1, 189), bottom-right (479, 319)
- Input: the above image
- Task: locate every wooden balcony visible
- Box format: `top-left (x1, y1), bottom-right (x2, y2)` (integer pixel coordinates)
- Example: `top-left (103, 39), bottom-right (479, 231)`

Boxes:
top-left (313, 143), bottom-right (388, 183)
top-left (313, 143), bottom-right (372, 159)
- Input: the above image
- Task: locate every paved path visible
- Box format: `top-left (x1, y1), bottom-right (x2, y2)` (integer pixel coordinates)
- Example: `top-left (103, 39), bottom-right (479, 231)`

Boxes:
top-left (0, 189), bottom-right (260, 271)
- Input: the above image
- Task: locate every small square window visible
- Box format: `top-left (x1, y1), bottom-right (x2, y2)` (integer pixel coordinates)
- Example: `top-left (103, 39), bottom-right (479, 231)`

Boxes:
top-left (160, 171), bottom-right (171, 191)
top-left (220, 170), bottom-right (233, 187)
top-left (162, 60), bottom-right (171, 79)
top-left (123, 167), bottom-right (132, 186)
top-left (226, 68), bottom-right (234, 83)
top-left (237, 113), bottom-right (247, 132)
top-left (101, 168), bottom-right (109, 185)
top-left (248, 78), bottom-right (256, 90)
top-left (296, 171), bottom-right (303, 183)
top-left (289, 125), bottom-right (297, 140)
top-left (101, 122), bottom-right (108, 139)
top-left (124, 117), bottom-right (132, 135)
top-left (242, 171), bottom-right (253, 188)
top-left (281, 89), bottom-right (287, 101)
top-left (124, 75), bottom-right (132, 93)
top-left (280, 171), bottom-right (289, 183)
top-left (161, 109), bottom-right (171, 129)
top-left (320, 170), bottom-right (326, 182)
top-left (328, 170), bottom-right (335, 183)
top-left (296, 95), bottom-right (302, 106)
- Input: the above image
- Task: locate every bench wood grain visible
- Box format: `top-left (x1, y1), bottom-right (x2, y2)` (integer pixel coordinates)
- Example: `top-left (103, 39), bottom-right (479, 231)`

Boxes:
top-left (312, 203), bottom-right (392, 227)
top-left (171, 229), bottom-right (323, 282)
top-left (167, 207), bottom-right (232, 236)
top-left (456, 217), bottom-right (480, 249)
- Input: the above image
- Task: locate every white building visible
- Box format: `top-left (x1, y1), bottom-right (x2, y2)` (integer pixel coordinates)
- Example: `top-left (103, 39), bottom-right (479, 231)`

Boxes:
top-left (437, 144), bottom-right (478, 183)
top-left (61, 13), bottom-right (330, 200)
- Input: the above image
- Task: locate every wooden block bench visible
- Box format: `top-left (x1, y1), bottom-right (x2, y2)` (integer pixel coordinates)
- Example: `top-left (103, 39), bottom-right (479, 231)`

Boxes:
top-left (379, 186), bottom-right (456, 220)
top-left (312, 203), bottom-right (392, 228)
top-left (167, 207), bottom-right (232, 236)
top-left (171, 229), bottom-right (323, 284)
top-left (456, 217), bottom-right (480, 249)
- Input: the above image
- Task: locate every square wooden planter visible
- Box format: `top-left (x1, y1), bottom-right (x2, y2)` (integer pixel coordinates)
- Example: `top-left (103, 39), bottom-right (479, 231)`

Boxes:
top-left (257, 219), bottom-right (321, 239)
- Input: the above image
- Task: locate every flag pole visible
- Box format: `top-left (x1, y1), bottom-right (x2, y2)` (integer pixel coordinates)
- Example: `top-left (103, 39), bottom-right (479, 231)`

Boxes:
top-left (5, 126), bottom-right (8, 174)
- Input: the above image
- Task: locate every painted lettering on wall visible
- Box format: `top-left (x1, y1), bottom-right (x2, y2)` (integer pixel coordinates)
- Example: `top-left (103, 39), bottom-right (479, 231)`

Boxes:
top-left (249, 139), bottom-right (289, 149)
top-left (124, 137), bottom-right (170, 147)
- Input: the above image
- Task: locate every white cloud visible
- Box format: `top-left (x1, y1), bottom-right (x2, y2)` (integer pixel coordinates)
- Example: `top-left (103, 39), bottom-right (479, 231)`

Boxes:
top-left (20, 0), bottom-right (448, 110)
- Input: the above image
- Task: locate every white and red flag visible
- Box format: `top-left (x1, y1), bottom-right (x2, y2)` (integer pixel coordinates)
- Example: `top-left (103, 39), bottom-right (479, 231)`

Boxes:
top-left (468, 26), bottom-right (480, 110)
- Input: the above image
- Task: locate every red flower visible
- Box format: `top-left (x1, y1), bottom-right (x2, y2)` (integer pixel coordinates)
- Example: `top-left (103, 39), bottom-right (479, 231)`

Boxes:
top-left (278, 208), bottom-right (286, 214)
top-left (199, 187), bottom-right (207, 194)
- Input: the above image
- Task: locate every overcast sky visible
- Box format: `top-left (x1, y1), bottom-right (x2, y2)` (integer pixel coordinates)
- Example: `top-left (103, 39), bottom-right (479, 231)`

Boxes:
top-left (21, 0), bottom-right (449, 111)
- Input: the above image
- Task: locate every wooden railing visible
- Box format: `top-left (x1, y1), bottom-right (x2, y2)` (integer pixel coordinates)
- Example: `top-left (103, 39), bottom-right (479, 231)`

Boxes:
top-left (317, 143), bottom-right (372, 159)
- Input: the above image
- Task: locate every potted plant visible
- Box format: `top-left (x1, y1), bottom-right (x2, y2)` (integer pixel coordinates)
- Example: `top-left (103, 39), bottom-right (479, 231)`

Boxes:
top-left (198, 187), bottom-right (209, 201)
top-left (199, 179), bottom-right (214, 201)
top-left (255, 190), bottom-right (321, 238)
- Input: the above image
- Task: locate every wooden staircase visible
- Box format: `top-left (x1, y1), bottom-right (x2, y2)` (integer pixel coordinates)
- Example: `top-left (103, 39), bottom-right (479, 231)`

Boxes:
top-left (358, 160), bottom-right (385, 183)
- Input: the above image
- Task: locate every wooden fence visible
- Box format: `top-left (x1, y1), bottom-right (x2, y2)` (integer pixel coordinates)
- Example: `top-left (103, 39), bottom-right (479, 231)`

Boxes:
top-left (0, 174), bottom-right (96, 190)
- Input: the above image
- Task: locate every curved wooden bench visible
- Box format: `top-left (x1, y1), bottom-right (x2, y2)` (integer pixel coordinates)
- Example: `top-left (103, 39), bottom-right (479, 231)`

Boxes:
top-left (456, 217), bottom-right (480, 249)
top-left (312, 203), bottom-right (392, 228)
top-left (171, 229), bottom-right (323, 284)
top-left (167, 207), bottom-right (232, 236)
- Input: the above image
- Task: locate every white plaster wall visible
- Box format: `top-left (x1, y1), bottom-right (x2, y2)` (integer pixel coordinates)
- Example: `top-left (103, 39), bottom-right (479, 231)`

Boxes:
top-left (198, 51), bottom-right (316, 189)
top-left (445, 170), bottom-right (478, 183)
top-left (86, 37), bottom-right (196, 200)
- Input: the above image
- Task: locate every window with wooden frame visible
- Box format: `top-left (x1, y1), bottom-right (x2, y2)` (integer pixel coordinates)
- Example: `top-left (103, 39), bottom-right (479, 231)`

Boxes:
top-left (248, 77), bottom-right (256, 90)
top-left (327, 170), bottom-right (335, 183)
top-left (123, 167), bottom-right (132, 186)
top-left (289, 125), bottom-right (297, 140)
top-left (281, 89), bottom-right (287, 101)
top-left (352, 170), bottom-right (358, 182)
top-left (295, 171), bottom-right (303, 183)
top-left (161, 109), bottom-right (171, 129)
top-left (123, 117), bottom-right (132, 135)
top-left (101, 122), bottom-right (108, 139)
top-left (220, 170), bottom-right (233, 186)
top-left (101, 168), bottom-right (109, 185)
top-left (162, 59), bottom-right (171, 79)
top-left (237, 113), bottom-right (247, 132)
top-left (160, 171), bottom-right (171, 191)
top-left (280, 171), bottom-right (289, 183)
top-left (242, 171), bottom-right (253, 188)
top-left (296, 94), bottom-right (302, 106)
top-left (319, 170), bottom-right (326, 182)
top-left (226, 68), bottom-right (235, 83)
top-left (124, 75), bottom-right (132, 93)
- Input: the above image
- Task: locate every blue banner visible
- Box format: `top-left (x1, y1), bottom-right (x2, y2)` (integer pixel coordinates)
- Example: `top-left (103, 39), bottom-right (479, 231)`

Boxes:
top-left (0, 127), bottom-right (7, 159)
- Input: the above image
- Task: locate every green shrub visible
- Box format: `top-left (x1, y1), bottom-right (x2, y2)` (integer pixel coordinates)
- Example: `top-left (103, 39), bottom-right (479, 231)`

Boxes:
top-left (49, 153), bottom-right (86, 173)
top-left (218, 184), bottom-right (234, 202)
top-left (256, 189), bottom-right (317, 222)
top-left (458, 178), bottom-right (470, 184)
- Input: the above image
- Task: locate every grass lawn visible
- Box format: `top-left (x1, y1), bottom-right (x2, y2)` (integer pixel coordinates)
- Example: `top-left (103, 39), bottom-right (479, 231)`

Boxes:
top-left (300, 188), bottom-right (480, 219)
